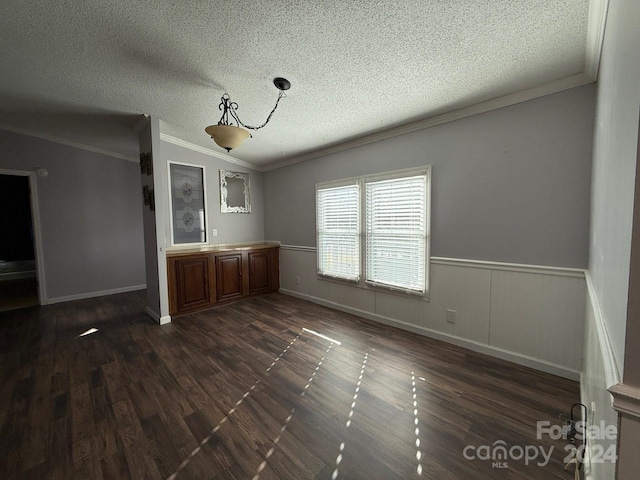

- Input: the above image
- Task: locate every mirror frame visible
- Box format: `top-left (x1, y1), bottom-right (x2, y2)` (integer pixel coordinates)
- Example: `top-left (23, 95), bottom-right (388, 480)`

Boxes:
top-left (220, 169), bottom-right (251, 213)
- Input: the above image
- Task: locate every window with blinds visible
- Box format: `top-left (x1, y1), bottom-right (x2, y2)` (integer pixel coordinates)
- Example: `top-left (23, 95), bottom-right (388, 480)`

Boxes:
top-left (315, 167), bottom-right (430, 297)
top-left (365, 174), bottom-right (427, 293)
top-left (316, 183), bottom-right (360, 281)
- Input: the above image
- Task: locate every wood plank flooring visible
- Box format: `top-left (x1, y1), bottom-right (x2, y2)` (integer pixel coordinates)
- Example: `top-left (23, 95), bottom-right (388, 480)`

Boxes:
top-left (0, 291), bottom-right (579, 479)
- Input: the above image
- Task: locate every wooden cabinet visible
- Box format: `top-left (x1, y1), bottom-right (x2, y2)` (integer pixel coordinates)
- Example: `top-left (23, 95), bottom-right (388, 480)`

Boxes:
top-left (167, 245), bottom-right (279, 316)
top-left (216, 253), bottom-right (243, 302)
top-left (249, 249), bottom-right (279, 294)
top-left (174, 255), bottom-right (213, 312)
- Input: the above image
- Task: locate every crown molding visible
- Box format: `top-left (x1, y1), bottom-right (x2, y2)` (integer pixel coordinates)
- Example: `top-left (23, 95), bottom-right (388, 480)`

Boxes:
top-left (0, 123), bottom-right (138, 163)
top-left (585, 0), bottom-right (610, 80)
top-left (262, 72), bottom-right (594, 172)
top-left (159, 133), bottom-right (261, 171)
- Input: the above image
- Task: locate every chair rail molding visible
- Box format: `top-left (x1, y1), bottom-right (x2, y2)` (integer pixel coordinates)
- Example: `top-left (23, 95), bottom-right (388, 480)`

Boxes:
top-left (609, 383), bottom-right (640, 419)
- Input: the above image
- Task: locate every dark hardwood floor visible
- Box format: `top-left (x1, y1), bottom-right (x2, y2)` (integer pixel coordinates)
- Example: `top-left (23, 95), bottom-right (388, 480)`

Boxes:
top-left (0, 291), bottom-right (579, 479)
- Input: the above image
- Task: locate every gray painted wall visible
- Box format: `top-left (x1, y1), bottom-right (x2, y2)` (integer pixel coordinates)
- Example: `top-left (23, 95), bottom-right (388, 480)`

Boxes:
top-left (265, 84), bottom-right (595, 268)
top-left (160, 140), bottom-right (265, 244)
top-left (588, 0), bottom-right (640, 376)
top-left (0, 128), bottom-right (146, 299)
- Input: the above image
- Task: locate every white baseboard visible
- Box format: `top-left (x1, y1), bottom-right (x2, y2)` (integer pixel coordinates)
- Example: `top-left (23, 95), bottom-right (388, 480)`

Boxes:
top-left (281, 288), bottom-right (580, 381)
top-left (144, 306), bottom-right (172, 325)
top-left (47, 284), bottom-right (147, 305)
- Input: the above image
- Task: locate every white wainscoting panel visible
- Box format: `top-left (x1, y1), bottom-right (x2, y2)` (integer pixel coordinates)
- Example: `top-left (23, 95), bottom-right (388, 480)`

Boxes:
top-left (375, 263), bottom-right (491, 344)
top-left (279, 247), bottom-right (585, 380)
top-left (490, 270), bottom-right (585, 371)
top-left (280, 248), bottom-right (375, 312)
top-left (580, 275), bottom-right (619, 480)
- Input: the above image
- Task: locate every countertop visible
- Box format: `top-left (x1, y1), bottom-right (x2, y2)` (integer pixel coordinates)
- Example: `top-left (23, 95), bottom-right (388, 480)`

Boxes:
top-left (165, 241), bottom-right (280, 258)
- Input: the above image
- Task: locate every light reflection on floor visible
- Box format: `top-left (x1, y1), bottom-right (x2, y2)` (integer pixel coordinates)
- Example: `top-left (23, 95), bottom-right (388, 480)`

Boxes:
top-left (412, 371), bottom-right (424, 475)
top-left (331, 350), bottom-right (369, 480)
top-left (167, 328), bottom-right (426, 480)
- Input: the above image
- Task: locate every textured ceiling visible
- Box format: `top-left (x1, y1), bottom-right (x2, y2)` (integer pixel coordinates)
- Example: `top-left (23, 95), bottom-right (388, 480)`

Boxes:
top-left (0, 0), bottom-right (590, 166)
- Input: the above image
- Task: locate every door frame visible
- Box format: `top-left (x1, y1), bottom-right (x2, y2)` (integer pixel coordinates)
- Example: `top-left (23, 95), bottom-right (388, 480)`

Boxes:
top-left (0, 168), bottom-right (47, 305)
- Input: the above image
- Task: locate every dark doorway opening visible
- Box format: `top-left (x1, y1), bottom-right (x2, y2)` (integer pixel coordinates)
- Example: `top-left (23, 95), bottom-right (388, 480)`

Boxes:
top-left (0, 173), bottom-right (39, 312)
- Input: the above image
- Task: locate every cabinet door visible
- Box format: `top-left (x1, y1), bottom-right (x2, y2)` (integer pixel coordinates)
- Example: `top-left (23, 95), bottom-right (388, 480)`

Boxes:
top-left (175, 256), bottom-right (210, 311)
top-left (216, 253), bottom-right (243, 301)
top-left (249, 251), bottom-right (270, 294)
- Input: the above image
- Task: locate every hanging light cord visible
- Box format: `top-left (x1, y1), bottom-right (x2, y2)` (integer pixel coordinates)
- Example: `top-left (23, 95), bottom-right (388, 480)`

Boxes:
top-left (218, 90), bottom-right (286, 131)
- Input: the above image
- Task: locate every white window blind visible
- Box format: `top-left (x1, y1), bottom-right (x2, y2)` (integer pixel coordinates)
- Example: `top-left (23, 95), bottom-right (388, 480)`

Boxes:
top-left (365, 174), bottom-right (427, 293)
top-left (316, 183), bottom-right (360, 281)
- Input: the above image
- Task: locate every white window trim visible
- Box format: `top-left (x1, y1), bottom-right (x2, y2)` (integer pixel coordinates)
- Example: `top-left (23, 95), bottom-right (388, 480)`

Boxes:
top-left (315, 176), bottom-right (360, 282)
top-left (316, 166), bottom-right (431, 301)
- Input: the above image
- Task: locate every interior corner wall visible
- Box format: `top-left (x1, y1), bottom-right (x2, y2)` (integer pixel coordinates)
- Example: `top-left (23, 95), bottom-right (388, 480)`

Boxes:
top-left (580, 1), bottom-right (640, 478)
top-left (266, 84), bottom-right (595, 268)
top-left (0, 128), bottom-right (146, 301)
top-left (264, 85), bottom-right (595, 379)
top-left (160, 140), bottom-right (265, 244)
top-left (587, 0), bottom-right (640, 379)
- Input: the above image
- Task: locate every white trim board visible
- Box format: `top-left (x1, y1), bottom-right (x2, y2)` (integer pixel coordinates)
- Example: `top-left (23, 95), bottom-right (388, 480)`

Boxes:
top-left (0, 168), bottom-right (48, 305)
top-left (262, 73), bottom-right (594, 172)
top-left (145, 306), bottom-right (172, 325)
top-left (585, 271), bottom-right (621, 388)
top-left (280, 288), bottom-right (580, 381)
top-left (0, 75), bottom-right (600, 175)
top-left (159, 133), bottom-right (259, 171)
top-left (279, 245), bottom-right (586, 278)
top-left (280, 244), bottom-right (317, 253)
top-left (431, 257), bottom-right (585, 278)
top-left (157, 74), bottom-right (595, 174)
top-left (585, 0), bottom-right (610, 80)
top-left (0, 124), bottom-right (138, 163)
top-left (47, 284), bottom-right (146, 305)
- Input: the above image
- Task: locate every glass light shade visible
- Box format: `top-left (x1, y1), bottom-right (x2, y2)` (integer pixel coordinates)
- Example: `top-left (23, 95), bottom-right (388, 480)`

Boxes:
top-left (205, 124), bottom-right (250, 152)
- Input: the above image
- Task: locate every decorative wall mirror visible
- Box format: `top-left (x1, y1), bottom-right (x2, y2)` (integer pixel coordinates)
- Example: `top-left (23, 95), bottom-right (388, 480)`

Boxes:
top-left (220, 170), bottom-right (251, 213)
top-left (169, 162), bottom-right (207, 244)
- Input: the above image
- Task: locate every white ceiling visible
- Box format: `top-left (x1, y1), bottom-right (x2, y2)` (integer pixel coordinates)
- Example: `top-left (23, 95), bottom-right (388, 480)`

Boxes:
top-left (0, 0), bottom-right (596, 168)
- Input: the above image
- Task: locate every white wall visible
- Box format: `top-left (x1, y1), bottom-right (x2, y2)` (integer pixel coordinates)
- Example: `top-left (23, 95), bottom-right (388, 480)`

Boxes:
top-left (266, 85), bottom-right (596, 268)
top-left (0, 128), bottom-right (146, 301)
top-left (587, 0), bottom-right (640, 378)
top-left (582, 2), bottom-right (640, 478)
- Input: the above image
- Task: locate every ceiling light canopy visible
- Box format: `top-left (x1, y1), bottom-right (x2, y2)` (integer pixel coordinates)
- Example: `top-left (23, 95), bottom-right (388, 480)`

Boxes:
top-left (205, 78), bottom-right (291, 152)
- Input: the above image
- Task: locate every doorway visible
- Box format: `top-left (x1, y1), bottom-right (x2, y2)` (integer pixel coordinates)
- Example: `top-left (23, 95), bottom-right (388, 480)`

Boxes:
top-left (0, 169), bottom-right (46, 312)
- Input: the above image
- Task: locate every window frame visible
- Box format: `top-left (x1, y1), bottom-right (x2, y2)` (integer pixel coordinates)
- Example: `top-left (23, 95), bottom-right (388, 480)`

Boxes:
top-left (167, 161), bottom-right (209, 246)
top-left (315, 176), bottom-right (361, 283)
top-left (316, 166), bottom-right (431, 300)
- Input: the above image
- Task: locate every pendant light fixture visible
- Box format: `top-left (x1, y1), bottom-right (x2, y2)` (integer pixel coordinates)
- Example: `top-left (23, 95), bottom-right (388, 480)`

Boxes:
top-left (205, 77), bottom-right (291, 152)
